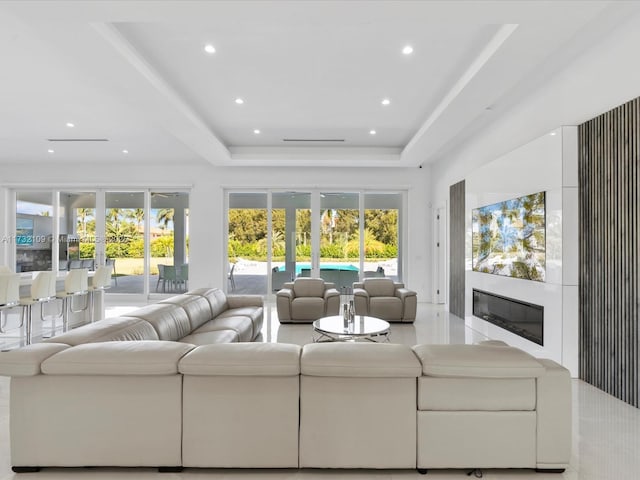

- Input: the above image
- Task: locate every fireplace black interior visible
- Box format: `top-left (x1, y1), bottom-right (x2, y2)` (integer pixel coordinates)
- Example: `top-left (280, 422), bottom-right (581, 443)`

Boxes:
top-left (472, 289), bottom-right (543, 345)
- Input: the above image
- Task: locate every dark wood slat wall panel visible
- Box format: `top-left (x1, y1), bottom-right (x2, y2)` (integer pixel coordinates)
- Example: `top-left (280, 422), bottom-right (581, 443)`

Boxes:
top-left (449, 180), bottom-right (465, 319)
top-left (579, 96), bottom-right (640, 408)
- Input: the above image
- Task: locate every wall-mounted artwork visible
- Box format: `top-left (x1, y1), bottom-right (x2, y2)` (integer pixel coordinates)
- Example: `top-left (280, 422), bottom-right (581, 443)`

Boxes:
top-left (472, 191), bottom-right (546, 281)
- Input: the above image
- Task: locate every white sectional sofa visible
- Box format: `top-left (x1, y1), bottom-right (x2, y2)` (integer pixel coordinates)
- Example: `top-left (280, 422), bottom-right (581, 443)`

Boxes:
top-left (40, 287), bottom-right (264, 346)
top-left (0, 333), bottom-right (571, 474)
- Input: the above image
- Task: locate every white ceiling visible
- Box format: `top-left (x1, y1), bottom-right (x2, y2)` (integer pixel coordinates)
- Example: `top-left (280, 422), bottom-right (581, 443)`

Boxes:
top-left (0, 1), bottom-right (637, 168)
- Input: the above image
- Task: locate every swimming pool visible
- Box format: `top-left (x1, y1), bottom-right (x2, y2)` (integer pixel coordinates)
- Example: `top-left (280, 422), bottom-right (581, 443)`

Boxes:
top-left (294, 263), bottom-right (359, 276)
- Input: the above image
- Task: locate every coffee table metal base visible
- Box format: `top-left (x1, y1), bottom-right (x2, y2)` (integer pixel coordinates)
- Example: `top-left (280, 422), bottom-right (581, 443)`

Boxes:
top-left (312, 315), bottom-right (390, 343)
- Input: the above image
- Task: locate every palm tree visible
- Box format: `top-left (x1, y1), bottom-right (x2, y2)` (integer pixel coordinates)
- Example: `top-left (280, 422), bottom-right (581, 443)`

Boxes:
top-left (127, 208), bottom-right (144, 236)
top-left (76, 208), bottom-right (94, 238)
top-left (156, 208), bottom-right (174, 231)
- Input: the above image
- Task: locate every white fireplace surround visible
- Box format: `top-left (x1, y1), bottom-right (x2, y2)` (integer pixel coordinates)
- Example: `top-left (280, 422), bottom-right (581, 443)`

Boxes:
top-left (464, 127), bottom-right (578, 376)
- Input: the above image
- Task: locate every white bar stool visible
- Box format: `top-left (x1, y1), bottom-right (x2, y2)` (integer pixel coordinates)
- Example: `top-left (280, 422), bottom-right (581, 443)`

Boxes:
top-left (19, 271), bottom-right (57, 345)
top-left (0, 273), bottom-right (22, 335)
top-left (89, 266), bottom-right (112, 322)
top-left (56, 269), bottom-right (89, 332)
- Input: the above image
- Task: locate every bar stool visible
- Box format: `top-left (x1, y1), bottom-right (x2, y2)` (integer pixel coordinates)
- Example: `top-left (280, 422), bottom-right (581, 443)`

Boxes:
top-left (56, 268), bottom-right (89, 332)
top-left (89, 266), bottom-right (112, 322)
top-left (0, 273), bottom-right (21, 335)
top-left (19, 271), bottom-right (57, 345)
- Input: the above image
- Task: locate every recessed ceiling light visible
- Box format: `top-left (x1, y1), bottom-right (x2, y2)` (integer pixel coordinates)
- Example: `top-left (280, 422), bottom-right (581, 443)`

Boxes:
top-left (369, 130), bottom-right (377, 135)
top-left (47, 149), bottom-right (54, 154)
top-left (550, 132), bottom-right (557, 136)
top-left (204, 44), bottom-right (216, 54)
top-left (235, 98), bottom-right (244, 105)
top-left (122, 149), bottom-right (129, 154)
top-left (253, 129), bottom-right (261, 134)
top-left (381, 98), bottom-right (390, 106)
top-left (402, 45), bottom-right (414, 55)
top-left (66, 122), bottom-right (75, 128)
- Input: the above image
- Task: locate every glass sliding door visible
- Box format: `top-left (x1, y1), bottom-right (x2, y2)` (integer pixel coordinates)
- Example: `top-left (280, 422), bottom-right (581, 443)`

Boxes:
top-left (15, 191), bottom-right (54, 272)
top-left (319, 192), bottom-right (360, 290)
top-left (149, 192), bottom-right (189, 294)
top-left (59, 191), bottom-right (95, 271)
top-left (364, 192), bottom-right (402, 281)
top-left (105, 192), bottom-right (145, 294)
top-left (225, 189), bottom-right (405, 296)
top-left (227, 192), bottom-right (268, 294)
top-left (271, 192), bottom-right (311, 290)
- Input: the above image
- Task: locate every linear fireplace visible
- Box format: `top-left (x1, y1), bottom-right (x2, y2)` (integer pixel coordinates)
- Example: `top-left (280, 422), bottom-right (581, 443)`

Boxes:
top-left (472, 289), bottom-right (544, 345)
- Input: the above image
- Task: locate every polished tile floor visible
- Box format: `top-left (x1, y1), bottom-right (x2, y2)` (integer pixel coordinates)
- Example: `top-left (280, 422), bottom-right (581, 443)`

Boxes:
top-left (0, 302), bottom-right (639, 479)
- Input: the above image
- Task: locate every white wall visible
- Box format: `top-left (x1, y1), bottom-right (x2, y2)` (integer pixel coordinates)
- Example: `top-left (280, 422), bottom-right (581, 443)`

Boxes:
top-left (0, 162), bottom-right (433, 300)
top-left (429, 14), bottom-right (640, 374)
top-left (464, 128), bottom-right (578, 375)
top-left (431, 12), bottom-right (640, 206)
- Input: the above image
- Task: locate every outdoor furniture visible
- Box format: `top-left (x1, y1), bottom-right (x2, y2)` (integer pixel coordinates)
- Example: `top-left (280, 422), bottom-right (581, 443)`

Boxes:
top-left (105, 258), bottom-right (117, 285)
top-left (228, 264), bottom-right (236, 291)
top-left (69, 260), bottom-right (83, 270)
top-left (353, 278), bottom-right (417, 323)
top-left (272, 267), bottom-right (293, 291)
top-left (276, 278), bottom-right (340, 323)
top-left (81, 259), bottom-right (95, 271)
top-left (175, 264), bottom-right (188, 291)
top-left (156, 264), bottom-right (166, 292)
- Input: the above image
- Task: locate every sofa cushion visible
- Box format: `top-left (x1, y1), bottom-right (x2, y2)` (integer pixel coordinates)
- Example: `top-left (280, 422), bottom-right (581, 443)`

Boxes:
top-left (41, 341), bottom-right (194, 376)
top-left (412, 345), bottom-right (546, 378)
top-left (128, 303), bottom-right (191, 341)
top-left (193, 316), bottom-right (253, 342)
top-left (179, 330), bottom-right (239, 345)
top-left (216, 306), bottom-right (263, 337)
top-left (291, 297), bottom-right (325, 320)
top-left (160, 294), bottom-right (212, 331)
top-left (188, 288), bottom-right (229, 319)
top-left (418, 377), bottom-right (536, 411)
top-left (43, 316), bottom-right (159, 346)
top-left (179, 343), bottom-right (301, 376)
top-left (362, 278), bottom-right (396, 296)
top-left (369, 297), bottom-right (403, 320)
top-left (0, 343), bottom-right (69, 376)
top-left (293, 278), bottom-right (326, 297)
top-left (301, 343), bottom-right (421, 378)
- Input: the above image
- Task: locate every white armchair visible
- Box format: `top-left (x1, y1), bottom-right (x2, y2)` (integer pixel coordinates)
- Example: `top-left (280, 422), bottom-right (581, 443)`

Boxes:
top-left (276, 278), bottom-right (340, 323)
top-left (353, 278), bottom-right (417, 323)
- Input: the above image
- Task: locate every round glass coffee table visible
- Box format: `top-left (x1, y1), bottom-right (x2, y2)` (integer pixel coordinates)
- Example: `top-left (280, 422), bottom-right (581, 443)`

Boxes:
top-left (312, 315), bottom-right (390, 343)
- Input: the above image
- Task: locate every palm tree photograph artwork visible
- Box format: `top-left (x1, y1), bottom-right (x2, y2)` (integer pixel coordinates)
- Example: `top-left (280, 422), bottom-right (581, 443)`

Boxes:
top-left (472, 191), bottom-right (546, 282)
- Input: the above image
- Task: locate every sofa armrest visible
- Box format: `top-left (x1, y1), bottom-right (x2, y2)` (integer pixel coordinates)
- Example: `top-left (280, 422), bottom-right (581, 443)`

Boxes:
top-left (353, 288), bottom-right (369, 315)
top-left (227, 294), bottom-right (264, 308)
top-left (276, 289), bottom-right (293, 322)
top-left (395, 288), bottom-right (416, 300)
top-left (535, 358), bottom-right (572, 469)
top-left (0, 343), bottom-right (69, 377)
top-left (324, 288), bottom-right (340, 300)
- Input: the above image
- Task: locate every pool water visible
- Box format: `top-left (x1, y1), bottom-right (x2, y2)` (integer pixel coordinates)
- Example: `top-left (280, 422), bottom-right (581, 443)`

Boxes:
top-left (294, 263), bottom-right (359, 276)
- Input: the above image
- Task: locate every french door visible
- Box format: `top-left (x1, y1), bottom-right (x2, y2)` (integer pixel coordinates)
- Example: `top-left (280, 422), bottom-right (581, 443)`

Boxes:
top-left (226, 190), bottom-right (403, 295)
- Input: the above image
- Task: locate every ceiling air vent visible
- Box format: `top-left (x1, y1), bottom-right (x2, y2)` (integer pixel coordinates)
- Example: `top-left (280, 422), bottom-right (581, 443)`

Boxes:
top-left (47, 138), bottom-right (109, 142)
top-left (282, 138), bottom-right (345, 142)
